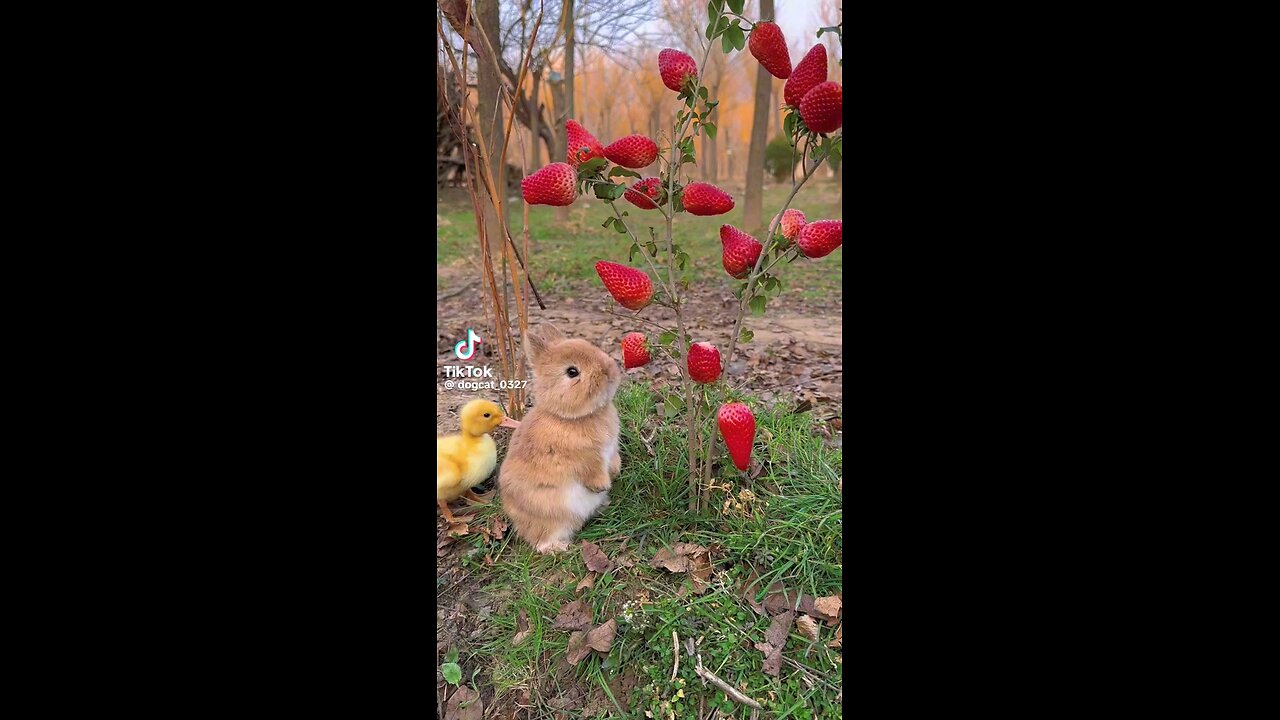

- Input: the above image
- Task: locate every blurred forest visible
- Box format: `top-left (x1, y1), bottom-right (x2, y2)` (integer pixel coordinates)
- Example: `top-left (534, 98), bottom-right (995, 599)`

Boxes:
top-left (437, 0), bottom-right (842, 222)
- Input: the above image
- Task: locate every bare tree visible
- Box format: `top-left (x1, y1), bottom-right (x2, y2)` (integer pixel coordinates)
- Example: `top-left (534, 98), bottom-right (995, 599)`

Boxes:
top-left (741, 0), bottom-right (774, 231)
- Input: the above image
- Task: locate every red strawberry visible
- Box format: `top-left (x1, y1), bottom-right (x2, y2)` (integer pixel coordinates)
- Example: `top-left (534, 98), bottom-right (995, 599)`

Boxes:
top-left (658, 48), bottom-right (698, 92)
top-left (681, 182), bottom-right (735, 216)
top-left (624, 177), bottom-right (665, 209)
top-left (720, 225), bottom-right (763, 279)
top-left (604, 135), bottom-right (659, 168)
top-left (686, 342), bottom-right (721, 384)
top-left (566, 119), bottom-right (605, 167)
top-left (748, 22), bottom-right (792, 79)
top-left (717, 403), bottom-right (756, 471)
top-left (771, 208), bottom-right (807, 240)
top-left (799, 81), bottom-right (843, 134)
top-left (796, 219), bottom-right (842, 258)
top-left (784, 45), bottom-right (828, 108)
top-left (520, 162), bottom-right (576, 206)
top-left (594, 261), bottom-right (653, 310)
top-left (622, 333), bottom-right (651, 369)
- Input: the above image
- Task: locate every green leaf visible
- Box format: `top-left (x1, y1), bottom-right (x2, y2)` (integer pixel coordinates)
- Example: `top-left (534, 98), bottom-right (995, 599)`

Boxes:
top-left (645, 241), bottom-right (658, 256)
top-left (721, 33), bottom-right (733, 54)
top-left (739, 328), bottom-right (754, 343)
top-left (659, 330), bottom-right (677, 345)
top-left (706, 18), bottom-right (716, 40)
top-left (442, 663), bottom-right (462, 685)
top-left (577, 157), bottom-right (607, 175)
top-left (715, 16), bottom-right (730, 37)
top-left (784, 112), bottom-right (797, 140)
top-left (728, 0), bottom-right (745, 13)
top-left (699, 87), bottom-right (709, 101)
top-left (706, 99), bottom-right (720, 109)
top-left (593, 182), bottom-right (625, 200)
top-left (613, 219), bottom-right (629, 234)
top-left (608, 166), bottom-right (641, 179)
top-left (730, 24), bottom-right (746, 51)
top-left (445, 648), bottom-right (459, 663)
top-left (749, 295), bottom-right (767, 316)
top-left (602, 217), bottom-right (615, 229)
top-left (629, 242), bottom-right (640, 262)
top-left (677, 251), bottom-right (690, 270)
top-left (708, 0), bottom-right (717, 23)
top-left (704, 123), bottom-right (717, 140)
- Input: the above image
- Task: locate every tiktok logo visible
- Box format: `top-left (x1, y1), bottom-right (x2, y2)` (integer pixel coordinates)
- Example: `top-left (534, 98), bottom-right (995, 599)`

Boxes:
top-left (454, 329), bottom-right (482, 361)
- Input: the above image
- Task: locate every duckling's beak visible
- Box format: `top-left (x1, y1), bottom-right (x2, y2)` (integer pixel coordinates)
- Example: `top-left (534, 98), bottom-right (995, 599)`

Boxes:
top-left (499, 417), bottom-right (521, 429)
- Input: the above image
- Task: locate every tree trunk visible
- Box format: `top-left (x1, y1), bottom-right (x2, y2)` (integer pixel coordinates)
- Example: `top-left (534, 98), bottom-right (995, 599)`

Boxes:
top-left (476, 0), bottom-right (507, 238)
top-left (529, 71), bottom-right (542, 167)
top-left (741, 0), bottom-right (773, 233)
top-left (555, 0), bottom-right (575, 223)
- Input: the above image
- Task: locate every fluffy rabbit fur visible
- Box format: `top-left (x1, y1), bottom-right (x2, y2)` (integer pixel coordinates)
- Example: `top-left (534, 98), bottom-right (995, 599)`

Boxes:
top-left (499, 323), bottom-right (622, 554)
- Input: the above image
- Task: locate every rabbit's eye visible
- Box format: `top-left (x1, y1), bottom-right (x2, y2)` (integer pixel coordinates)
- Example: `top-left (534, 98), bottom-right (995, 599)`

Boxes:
top-left (566, 366), bottom-right (580, 378)
top-left (483, 413), bottom-right (491, 418)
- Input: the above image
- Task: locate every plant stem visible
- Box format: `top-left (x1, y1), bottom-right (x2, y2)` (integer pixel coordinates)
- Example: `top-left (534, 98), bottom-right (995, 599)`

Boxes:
top-left (701, 138), bottom-right (834, 491)
top-left (605, 200), bottom-right (675, 300)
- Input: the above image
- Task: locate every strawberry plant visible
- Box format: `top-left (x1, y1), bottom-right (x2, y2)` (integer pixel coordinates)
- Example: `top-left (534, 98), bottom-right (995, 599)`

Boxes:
top-left (520, 0), bottom-right (843, 512)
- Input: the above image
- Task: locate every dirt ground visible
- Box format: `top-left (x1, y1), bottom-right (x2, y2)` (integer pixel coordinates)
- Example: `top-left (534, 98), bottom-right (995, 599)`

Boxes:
top-left (435, 266), bottom-right (843, 716)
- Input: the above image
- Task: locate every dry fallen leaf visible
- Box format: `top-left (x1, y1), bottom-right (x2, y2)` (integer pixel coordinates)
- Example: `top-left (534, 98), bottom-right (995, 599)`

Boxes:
top-left (447, 521), bottom-right (471, 537)
top-left (566, 630), bottom-right (592, 665)
top-left (649, 543), bottom-right (713, 592)
top-left (489, 515), bottom-right (508, 540)
top-left (575, 573), bottom-right (596, 593)
top-left (444, 684), bottom-right (483, 720)
top-left (754, 641), bottom-right (782, 677)
top-left (512, 608), bottom-right (532, 646)
top-left (765, 610), bottom-right (795, 648)
top-left (552, 599), bottom-right (593, 632)
top-left (796, 614), bottom-right (820, 642)
top-left (756, 611), bottom-right (794, 678)
top-left (586, 618), bottom-right (617, 652)
top-left (813, 595), bottom-right (842, 620)
top-left (582, 541), bottom-right (614, 573)
top-left (483, 554), bottom-right (494, 566)
top-left (827, 623), bottom-right (842, 649)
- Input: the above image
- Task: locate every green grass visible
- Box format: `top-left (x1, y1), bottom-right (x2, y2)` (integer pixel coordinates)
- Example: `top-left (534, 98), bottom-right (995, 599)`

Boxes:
top-left (436, 179), bottom-right (843, 301)
top-left (443, 383), bottom-right (843, 718)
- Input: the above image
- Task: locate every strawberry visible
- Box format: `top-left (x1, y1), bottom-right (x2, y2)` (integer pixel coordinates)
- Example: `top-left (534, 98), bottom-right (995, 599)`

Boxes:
top-left (784, 45), bottom-right (828, 108)
top-left (624, 177), bottom-right (665, 210)
top-left (520, 162), bottom-right (576, 206)
top-left (594, 261), bottom-right (654, 310)
top-left (566, 119), bottom-right (605, 167)
top-left (720, 225), bottom-right (763, 279)
top-left (604, 135), bottom-right (659, 168)
top-left (717, 403), bottom-right (756, 471)
top-left (686, 342), bottom-right (721, 384)
top-left (796, 219), bottom-right (842, 258)
top-left (799, 81), bottom-right (843, 134)
top-left (771, 208), bottom-right (807, 240)
top-left (681, 182), bottom-right (735, 216)
top-left (622, 333), bottom-right (651, 369)
top-left (748, 21), bottom-right (791, 79)
top-left (658, 48), bottom-right (698, 92)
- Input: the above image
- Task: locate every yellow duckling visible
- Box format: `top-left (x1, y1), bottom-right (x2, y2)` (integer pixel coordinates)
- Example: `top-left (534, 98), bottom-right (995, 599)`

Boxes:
top-left (437, 399), bottom-right (520, 522)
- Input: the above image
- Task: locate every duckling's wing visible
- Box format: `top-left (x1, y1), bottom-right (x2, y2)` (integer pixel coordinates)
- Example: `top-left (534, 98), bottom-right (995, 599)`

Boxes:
top-left (437, 436), bottom-right (465, 498)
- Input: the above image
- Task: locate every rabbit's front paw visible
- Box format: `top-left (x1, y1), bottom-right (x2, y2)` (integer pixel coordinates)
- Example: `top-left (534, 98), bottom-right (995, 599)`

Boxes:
top-left (536, 539), bottom-right (570, 555)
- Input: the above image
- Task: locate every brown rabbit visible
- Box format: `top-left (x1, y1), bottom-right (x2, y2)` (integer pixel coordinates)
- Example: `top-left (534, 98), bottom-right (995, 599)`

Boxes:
top-left (499, 322), bottom-right (622, 554)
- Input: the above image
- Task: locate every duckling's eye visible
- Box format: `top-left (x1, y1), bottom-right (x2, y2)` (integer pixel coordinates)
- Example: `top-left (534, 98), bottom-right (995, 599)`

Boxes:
top-left (483, 412), bottom-right (491, 418)
top-left (566, 366), bottom-right (579, 378)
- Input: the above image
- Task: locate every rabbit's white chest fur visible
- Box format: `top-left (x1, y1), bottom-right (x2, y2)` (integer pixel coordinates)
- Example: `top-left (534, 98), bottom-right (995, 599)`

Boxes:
top-left (601, 443), bottom-right (616, 474)
top-left (565, 482), bottom-right (609, 519)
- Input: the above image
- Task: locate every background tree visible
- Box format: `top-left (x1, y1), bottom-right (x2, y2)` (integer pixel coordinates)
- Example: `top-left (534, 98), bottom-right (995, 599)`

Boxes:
top-left (741, 0), bottom-right (775, 232)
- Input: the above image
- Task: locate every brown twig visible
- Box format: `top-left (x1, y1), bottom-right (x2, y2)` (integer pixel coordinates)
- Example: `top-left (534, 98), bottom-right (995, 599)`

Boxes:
top-left (694, 653), bottom-right (762, 710)
top-left (671, 630), bottom-right (680, 682)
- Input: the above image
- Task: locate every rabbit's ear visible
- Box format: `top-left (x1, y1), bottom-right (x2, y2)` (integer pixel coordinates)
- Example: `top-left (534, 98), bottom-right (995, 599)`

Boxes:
top-left (524, 323), bottom-right (565, 363)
